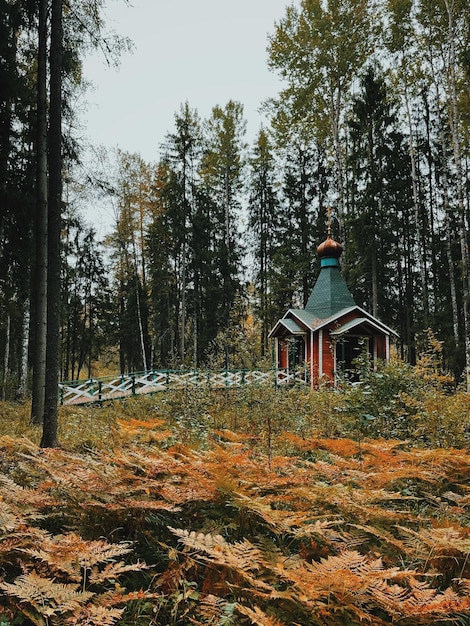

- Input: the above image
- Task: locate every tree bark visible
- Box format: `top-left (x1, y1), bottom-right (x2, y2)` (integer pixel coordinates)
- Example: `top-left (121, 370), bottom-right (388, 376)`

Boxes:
top-left (401, 56), bottom-right (427, 321)
top-left (444, 0), bottom-right (470, 391)
top-left (31, 0), bottom-right (48, 424)
top-left (41, 0), bottom-right (62, 448)
top-left (2, 311), bottom-right (10, 401)
top-left (428, 37), bottom-right (461, 365)
top-left (16, 300), bottom-right (30, 401)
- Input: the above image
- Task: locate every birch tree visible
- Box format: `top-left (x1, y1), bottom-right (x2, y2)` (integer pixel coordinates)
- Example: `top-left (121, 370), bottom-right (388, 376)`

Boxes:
top-left (267, 0), bottom-right (376, 238)
top-left (417, 0), bottom-right (470, 388)
top-left (106, 151), bottom-right (153, 373)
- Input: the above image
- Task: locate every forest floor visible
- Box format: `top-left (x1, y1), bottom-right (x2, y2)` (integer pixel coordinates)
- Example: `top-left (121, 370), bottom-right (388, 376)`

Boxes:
top-left (0, 386), bottom-right (470, 625)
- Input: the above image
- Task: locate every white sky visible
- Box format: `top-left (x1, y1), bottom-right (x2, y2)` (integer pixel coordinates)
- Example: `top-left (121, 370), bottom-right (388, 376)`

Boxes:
top-left (81, 0), bottom-right (297, 164)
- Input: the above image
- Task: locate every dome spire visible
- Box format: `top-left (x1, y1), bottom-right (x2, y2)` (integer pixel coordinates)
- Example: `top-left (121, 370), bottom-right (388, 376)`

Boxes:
top-left (317, 207), bottom-right (343, 261)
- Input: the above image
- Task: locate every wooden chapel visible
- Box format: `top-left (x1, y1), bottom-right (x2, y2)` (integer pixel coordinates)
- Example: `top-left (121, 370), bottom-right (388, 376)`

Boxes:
top-left (268, 230), bottom-right (397, 387)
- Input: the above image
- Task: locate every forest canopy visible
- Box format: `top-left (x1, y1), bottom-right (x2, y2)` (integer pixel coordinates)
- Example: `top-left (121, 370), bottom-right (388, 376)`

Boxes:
top-left (1, 0), bottom-right (470, 404)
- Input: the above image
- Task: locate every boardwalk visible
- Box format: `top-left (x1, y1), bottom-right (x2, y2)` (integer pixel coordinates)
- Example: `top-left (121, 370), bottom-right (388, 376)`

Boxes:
top-left (59, 368), bottom-right (309, 406)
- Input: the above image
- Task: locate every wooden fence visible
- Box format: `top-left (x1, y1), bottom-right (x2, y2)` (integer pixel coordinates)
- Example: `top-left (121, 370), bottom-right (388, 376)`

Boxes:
top-left (58, 367), bottom-right (309, 406)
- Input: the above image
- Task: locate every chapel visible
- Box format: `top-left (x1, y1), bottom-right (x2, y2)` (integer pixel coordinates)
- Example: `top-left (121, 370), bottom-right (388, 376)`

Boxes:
top-left (268, 233), bottom-right (397, 386)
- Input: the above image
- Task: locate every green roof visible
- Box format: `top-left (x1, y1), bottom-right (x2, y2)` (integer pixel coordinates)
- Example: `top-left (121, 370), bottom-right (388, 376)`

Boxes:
top-left (305, 261), bottom-right (356, 318)
top-left (279, 318), bottom-right (306, 334)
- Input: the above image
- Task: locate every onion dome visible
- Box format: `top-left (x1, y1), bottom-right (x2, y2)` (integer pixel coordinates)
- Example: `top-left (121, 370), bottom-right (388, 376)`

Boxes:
top-left (317, 236), bottom-right (343, 259)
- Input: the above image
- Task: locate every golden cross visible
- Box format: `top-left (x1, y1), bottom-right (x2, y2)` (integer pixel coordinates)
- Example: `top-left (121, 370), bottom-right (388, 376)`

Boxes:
top-left (327, 206), bottom-right (332, 238)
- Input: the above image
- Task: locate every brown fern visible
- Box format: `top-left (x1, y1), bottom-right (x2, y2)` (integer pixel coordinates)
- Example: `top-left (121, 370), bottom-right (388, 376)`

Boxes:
top-left (22, 531), bottom-right (137, 582)
top-left (237, 603), bottom-right (287, 626)
top-left (0, 571), bottom-right (94, 616)
top-left (63, 604), bottom-right (124, 626)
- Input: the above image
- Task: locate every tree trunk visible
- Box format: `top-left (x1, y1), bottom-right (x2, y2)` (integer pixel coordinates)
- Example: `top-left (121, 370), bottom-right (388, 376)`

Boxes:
top-left (30, 0), bottom-right (48, 424)
top-left (428, 38), bottom-right (461, 363)
top-left (444, 0), bottom-right (470, 391)
top-left (41, 0), bottom-right (62, 448)
top-left (133, 238), bottom-right (148, 371)
top-left (401, 56), bottom-right (428, 321)
top-left (16, 299), bottom-right (30, 401)
top-left (2, 311), bottom-right (10, 401)
top-left (180, 239), bottom-right (186, 363)
top-left (440, 129), bottom-right (460, 350)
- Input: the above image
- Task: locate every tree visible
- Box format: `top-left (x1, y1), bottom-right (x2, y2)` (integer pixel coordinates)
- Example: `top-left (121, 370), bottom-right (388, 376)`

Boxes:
top-left (105, 151), bottom-right (153, 374)
top-left (25, 0), bottom-right (131, 439)
top-left (430, 0), bottom-right (470, 390)
top-left (189, 184), bottom-right (220, 364)
top-left (201, 101), bottom-right (247, 364)
top-left (41, 0), bottom-right (63, 448)
top-left (0, 1), bottom-right (38, 403)
top-left (346, 67), bottom-right (405, 320)
top-left (146, 161), bottom-right (180, 367)
top-left (401, 0), bottom-right (470, 383)
top-left (31, 0), bottom-right (48, 423)
top-left (61, 213), bottom-right (112, 381)
top-left (159, 103), bottom-right (202, 364)
top-left (267, 0), bottom-right (376, 236)
top-left (247, 129), bottom-right (281, 357)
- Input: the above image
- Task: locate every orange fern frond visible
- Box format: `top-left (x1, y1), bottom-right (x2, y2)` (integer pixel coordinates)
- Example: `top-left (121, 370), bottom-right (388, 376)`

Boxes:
top-left (397, 525), bottom-right (470, 560)
top-left (169, 527), bottom-right (228, 551)
top-left (116, 417), bottom-right (172, 443)
top-left (63, 604), bottom-right (124, 626)
top-left (168, 527), bottom-right (274, 594)
top-left (88, 560), bottom-right (148, 585)
top-left (274, 550), bottom-right (409, 615)
top-left (0, 571), bottom-right (93, 616)
top-left (0, 499), bottom-right (46, 534)
top-left (0, 474), bottom-right (59, 515)
top-left (282, 433), bottom-right (364, 459)
top-left (92, 498), bottom-right (180, 512)
top-left (87, 587), bottom-right (158, 608)
top-left (290, 518), bottom-right (349, 544)
top-left (197, 593), bottom-right (236, 623)
top-left (351, 523), bottom-right (410, 555)
top-left (237, 603), bottom-right (286, 626)
top-left (214, 428), bottom-right (261, 443)
top-left (400, 582), bottom-right (470, 619)
top-left (116, 416), bottom-right (168, 432)
top-left (22, 532), bottom-right (134, 581)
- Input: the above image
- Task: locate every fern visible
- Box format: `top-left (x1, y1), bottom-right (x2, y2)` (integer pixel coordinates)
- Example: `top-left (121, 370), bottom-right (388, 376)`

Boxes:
top-left (400, 584), bottom-right (470, 618)
top-left (237, 603), bottom-right (286, 626)
top-left (2, 405), bottom-right (470, 625)
top-left (397, 525), bottom-right (470, 559)
top-left (272, 549), bottom-right (470, 622)
top-left (169, 527), bottom-right (266, 575)
top-left (197, 594), bottom-right (237, 625)
top-left (22, 532), bottom-right (134, 580)
top-left (62, 604), bottom-right (124, 626)
top-left (116, 417), bottom-right (172, 443)
top-left (0, 571), bottom-right (94, 616)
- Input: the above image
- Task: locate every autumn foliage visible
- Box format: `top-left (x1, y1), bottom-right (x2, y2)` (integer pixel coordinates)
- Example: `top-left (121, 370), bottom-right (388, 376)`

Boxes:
top-left (1, 367), bottom-right (470, 624)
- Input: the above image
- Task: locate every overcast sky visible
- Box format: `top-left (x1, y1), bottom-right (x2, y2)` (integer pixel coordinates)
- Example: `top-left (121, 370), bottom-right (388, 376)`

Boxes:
top-left (81, 0), bottom-right (297, 164)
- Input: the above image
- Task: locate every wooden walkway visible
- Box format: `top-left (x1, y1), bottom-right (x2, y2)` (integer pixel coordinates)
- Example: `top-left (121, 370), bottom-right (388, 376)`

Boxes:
top-left (58, 368), bottom-right (308, 406)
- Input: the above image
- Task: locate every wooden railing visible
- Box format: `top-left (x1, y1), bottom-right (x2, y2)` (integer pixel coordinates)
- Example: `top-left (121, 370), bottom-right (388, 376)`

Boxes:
top-left (58, 367), bottom-right (309, 406)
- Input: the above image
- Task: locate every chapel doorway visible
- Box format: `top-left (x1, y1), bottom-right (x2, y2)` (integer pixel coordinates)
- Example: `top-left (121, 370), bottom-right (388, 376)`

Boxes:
top-left (335, 335), bottom-right (369, 382)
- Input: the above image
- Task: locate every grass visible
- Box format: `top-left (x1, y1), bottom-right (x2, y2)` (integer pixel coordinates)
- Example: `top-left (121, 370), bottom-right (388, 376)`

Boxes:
top-left (3, 366), bottom-right (470, 453)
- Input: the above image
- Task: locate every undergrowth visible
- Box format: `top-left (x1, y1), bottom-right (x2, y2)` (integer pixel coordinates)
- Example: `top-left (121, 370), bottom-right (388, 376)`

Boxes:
top-left (0, 356), bottom-right (469, 624)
